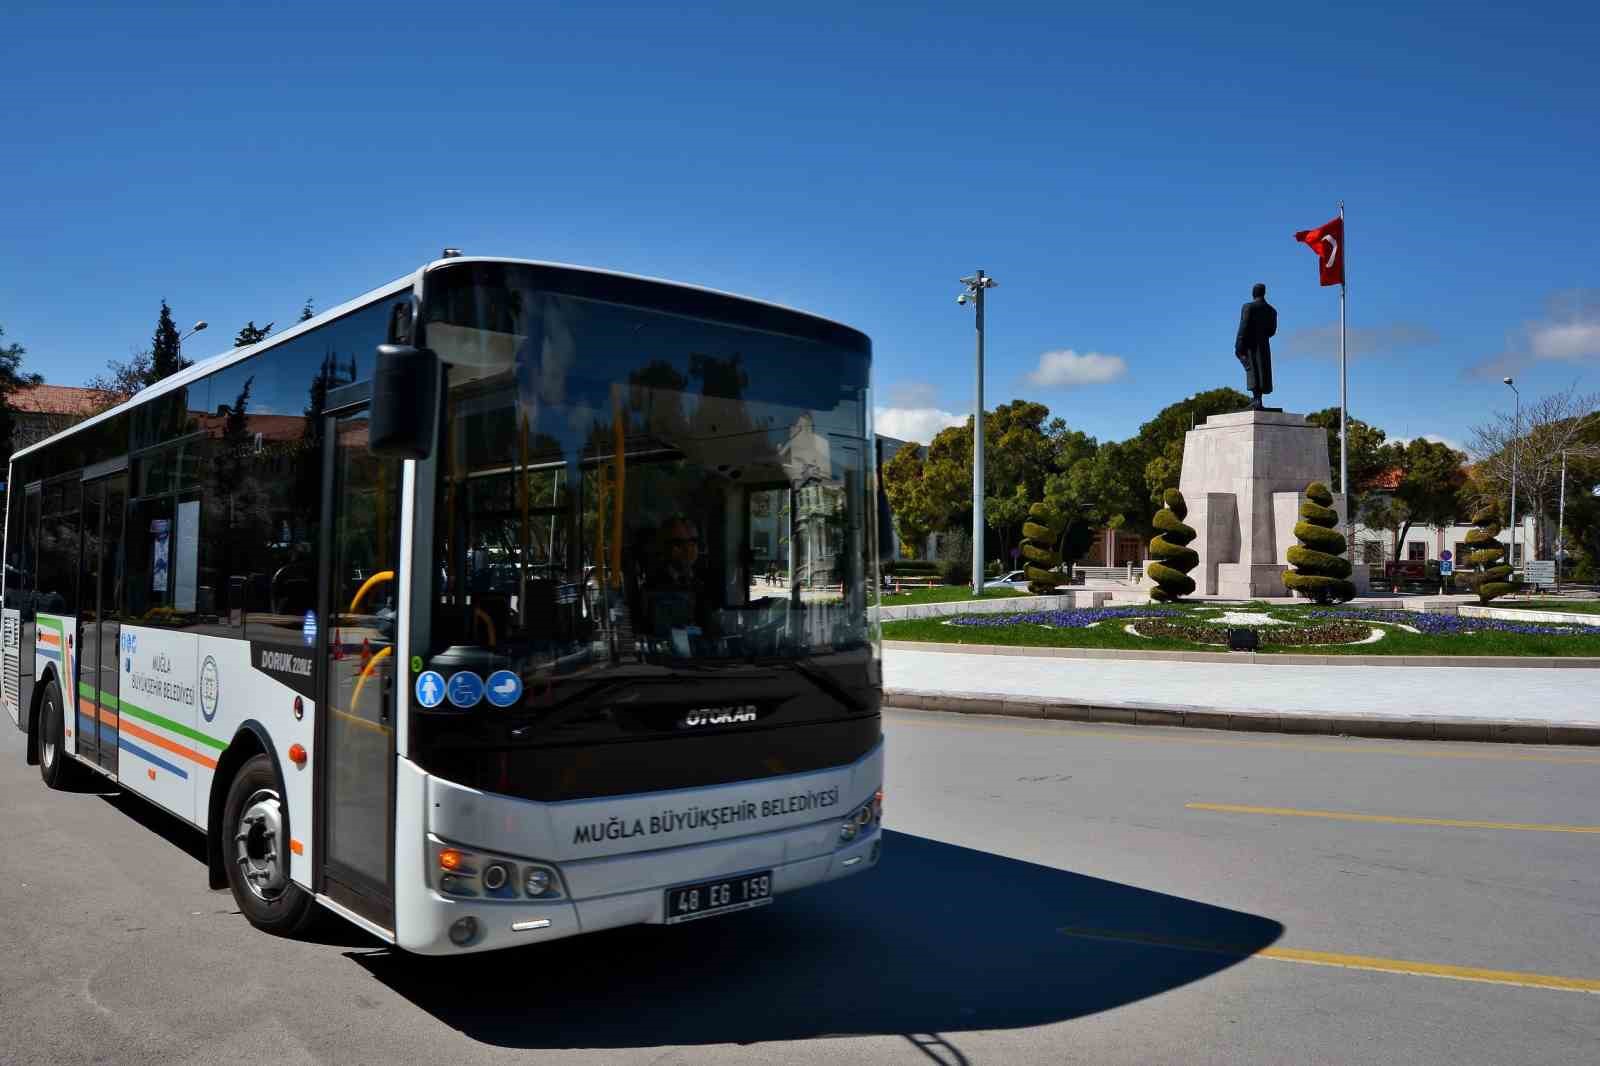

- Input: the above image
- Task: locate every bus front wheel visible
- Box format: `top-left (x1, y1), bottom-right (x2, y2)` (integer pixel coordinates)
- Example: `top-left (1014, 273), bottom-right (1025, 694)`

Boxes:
top-left (38, 680), bottom-right (81, 790)
top-left (222, 754), bottom-right (316, 935)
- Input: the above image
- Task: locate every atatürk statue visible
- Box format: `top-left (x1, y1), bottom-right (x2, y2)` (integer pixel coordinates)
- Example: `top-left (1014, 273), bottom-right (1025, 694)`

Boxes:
top-left (1235, 282), bottom-right (1277, 410)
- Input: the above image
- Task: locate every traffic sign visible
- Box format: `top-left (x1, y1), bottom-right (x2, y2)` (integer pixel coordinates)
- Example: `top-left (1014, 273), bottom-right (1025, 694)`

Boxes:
top-left (1439, 559), bottom-right (1454, 576)
top-left (1439, 550), bottom-right (1452, 562)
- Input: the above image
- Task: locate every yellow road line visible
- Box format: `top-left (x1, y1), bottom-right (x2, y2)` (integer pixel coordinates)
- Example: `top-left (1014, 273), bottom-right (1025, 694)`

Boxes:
top-left (883, 710), bottom-right (1600, 766)
top-left (1186, 802), bottom-right (1600, 834)
top-left (1057, 927), bottom-right (1600, 994)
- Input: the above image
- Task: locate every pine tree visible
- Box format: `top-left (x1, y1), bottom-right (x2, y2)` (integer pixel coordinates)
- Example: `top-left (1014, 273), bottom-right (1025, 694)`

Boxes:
top-left (299, 299), bottom-right (315, 322)
top-left (1019, 501), bottom-right (1069, 594)
top-left (147, 299), bottom-right (189, 385)
top-left (1465, 505), bottom-right (1518, 603)
top-left (1147, 489), bottom-right (1198, 601)
top-left (233, 321), bottom-right (274, 347)
top-left (1282, 482), bottom-right (1356, 603)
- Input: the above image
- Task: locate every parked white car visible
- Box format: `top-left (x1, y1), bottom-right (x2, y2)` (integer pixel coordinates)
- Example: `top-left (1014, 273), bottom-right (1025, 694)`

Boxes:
top-left (983, 570), bottom-right (1031, 591)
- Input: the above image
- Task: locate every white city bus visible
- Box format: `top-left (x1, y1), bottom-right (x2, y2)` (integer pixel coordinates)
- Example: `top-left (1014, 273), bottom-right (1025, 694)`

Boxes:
top-left (3, 256), bottom-right (884, 953)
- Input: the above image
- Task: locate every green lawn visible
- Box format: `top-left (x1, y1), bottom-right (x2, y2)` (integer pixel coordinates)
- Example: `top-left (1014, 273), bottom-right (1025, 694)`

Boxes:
top-left (881, 600), bottom-right (1600, 657)
top-left (875, 586), bottom-right (1026, 606)
top-left (1488, 599), bottom-right (1600, 616)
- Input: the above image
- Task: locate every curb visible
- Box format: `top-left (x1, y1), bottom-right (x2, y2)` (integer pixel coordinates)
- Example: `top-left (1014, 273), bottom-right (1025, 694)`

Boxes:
top-left (883, 689), bottom-right (1600, 746)
top-left (883, 640), bottom-right (1600, 669)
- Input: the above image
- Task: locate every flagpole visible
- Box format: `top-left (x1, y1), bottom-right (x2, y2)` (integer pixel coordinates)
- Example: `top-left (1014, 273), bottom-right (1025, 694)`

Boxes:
top-left (1338, 199), bottom-right (1349, 545)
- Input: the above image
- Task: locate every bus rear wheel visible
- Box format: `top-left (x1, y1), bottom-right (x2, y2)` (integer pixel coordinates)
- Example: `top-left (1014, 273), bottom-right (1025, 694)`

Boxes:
top-left (223, 754), bottom-right (316, 935)
top-left (38, 680), bottom-right (82, 790)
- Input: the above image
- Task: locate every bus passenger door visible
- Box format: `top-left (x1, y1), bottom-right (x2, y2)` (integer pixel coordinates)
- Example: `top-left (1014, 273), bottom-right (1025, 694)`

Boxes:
top-left (316, 401), bottom-right (400, 930)
top-left (80, 471), bottom-right (126, 774)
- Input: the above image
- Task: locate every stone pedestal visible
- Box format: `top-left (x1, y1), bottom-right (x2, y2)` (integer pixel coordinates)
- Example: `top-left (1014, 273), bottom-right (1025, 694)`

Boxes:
top-left (1178, 410), bottom-right (1353, 599)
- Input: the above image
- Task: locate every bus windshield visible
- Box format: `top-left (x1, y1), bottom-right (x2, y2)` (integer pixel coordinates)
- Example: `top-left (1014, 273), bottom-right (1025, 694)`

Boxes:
top-left (416, 264), bottom-right (877, 706)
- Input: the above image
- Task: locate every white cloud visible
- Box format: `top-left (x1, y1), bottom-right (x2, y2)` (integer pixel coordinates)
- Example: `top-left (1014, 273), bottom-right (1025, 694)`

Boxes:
top-left (1284, 322), bottom-right (1439, 359)
top-left (1466, 288), bottom-right (1600, 379)
top-left (1024, 349), bottom-right (1127, 388)
top-left (874, 406), bottom-right (965, 444)
top-left (1530, 322), bottom-right (1600, 361)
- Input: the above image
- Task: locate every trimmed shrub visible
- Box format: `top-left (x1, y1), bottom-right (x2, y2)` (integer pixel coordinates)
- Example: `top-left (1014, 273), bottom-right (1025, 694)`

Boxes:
top-left (1147, 488), bottom-right (1199, 602)
top-left (1465, 505), bottom-right (1518, 603)
top-left (1283, 481), bottom-right (1355, 604)
top-left (1019, 502), bottom-right (1070, 595)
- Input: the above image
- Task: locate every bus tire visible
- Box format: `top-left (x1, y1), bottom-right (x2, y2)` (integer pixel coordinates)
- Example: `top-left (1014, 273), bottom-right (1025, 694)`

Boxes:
top-left (38, 680), bottom-right (80, 790)
top-left (222, 754), bottom-right (316, 935)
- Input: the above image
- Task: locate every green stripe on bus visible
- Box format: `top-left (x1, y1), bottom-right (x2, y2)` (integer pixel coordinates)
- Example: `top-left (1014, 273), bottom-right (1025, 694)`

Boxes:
top-left (77, 683), bottom-right (121, 711)
top-left (115, 698), bottom-right (227, 751)
top-left (37, 615), bottom-right (65, 634)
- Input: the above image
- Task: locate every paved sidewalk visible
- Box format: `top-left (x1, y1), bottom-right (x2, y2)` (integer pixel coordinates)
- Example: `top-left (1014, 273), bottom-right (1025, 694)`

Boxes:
top-left (883, 646), bottom-right (1600, 744)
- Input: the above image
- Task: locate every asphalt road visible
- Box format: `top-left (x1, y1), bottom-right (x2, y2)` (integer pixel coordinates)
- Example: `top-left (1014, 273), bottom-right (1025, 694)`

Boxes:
top-left (3, 709), bottom-right (1598, 1065)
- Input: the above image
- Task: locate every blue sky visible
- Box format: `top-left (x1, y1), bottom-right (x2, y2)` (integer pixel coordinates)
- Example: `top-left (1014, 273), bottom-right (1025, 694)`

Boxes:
top-left (3, 1), bottom-right (1597, 453)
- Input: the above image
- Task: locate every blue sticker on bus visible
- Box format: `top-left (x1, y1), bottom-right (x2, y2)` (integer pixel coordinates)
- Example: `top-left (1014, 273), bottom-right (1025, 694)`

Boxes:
top-left (302, 610), bottom-right (318, 647)
top-left (447, 671), bottom-right (484, 708)
top-left (415, 671), bottom-right (446, 708)
top-left (485, 670), bottom-right (523, 707)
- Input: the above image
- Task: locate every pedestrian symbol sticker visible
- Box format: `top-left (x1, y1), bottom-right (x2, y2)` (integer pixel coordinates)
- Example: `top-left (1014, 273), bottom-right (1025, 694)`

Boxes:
top-left (485, 670), bottom-right (523, 708)
top-left (415, 671), bottom-right (446, 708)
top-left (447, 671), bottom-right (484, 708)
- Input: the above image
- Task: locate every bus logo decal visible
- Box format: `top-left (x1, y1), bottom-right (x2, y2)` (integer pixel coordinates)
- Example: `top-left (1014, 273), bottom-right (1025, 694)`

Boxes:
top-left (199, 656), bottom-right (220, 722)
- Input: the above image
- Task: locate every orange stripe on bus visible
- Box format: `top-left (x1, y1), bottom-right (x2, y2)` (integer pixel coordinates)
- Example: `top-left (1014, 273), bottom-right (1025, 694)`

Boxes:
top-left (38, 631), bottom-right (61, 645)
top-left (79, 699), bottom-right (120, 729)
top-left (117, 718), bottom-right (219, 771)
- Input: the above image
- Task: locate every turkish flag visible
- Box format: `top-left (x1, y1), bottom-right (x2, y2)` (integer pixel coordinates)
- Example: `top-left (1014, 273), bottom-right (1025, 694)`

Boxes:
top-left (1294, 216), bottom-right (1344, 286)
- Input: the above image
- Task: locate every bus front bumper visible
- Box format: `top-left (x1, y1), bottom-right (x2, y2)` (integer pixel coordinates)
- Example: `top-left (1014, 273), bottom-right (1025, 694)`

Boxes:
top-left (394, 744), bottom-right (883, 956)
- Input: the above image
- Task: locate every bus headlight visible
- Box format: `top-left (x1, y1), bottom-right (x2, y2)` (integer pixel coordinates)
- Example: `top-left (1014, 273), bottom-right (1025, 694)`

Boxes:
top-left (837, 792), bottom-right (881, 844)
top-left (429, 837), bottom-right (564, 900)
top-left (524, 866), bottom-right (553, 897)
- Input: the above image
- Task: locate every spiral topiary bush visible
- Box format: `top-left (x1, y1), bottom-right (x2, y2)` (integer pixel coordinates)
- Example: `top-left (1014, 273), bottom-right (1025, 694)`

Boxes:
top-left (1282, 481), bottom-right (1355, 604)
top-left (1465, 505), bottom-right (1518, 603)
top-left (1020, 501), bottom-right (1069, 595)
top-left (1147, 488), bottom-right (1198, 602)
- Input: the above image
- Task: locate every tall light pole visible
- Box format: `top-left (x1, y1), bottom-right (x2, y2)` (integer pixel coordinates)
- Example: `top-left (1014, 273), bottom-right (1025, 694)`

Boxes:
top-left (1502, 376), bottom-right (1520, 574)
top-left (1556, 449), bottom-right (1567, 592)
top-left (958, 270), bottom-right (997, 595)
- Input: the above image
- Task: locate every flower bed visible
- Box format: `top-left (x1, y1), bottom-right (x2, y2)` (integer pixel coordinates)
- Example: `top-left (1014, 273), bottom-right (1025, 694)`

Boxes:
top-left (1133, 619), bottom-right (1373, 647)
top-left (947, 606), bottom-right (1183, 629)
top-left (1314, 608), bottom-right (1588, 637)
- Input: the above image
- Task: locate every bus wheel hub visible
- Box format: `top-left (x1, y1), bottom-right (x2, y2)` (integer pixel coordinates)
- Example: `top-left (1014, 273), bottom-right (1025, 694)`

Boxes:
top-left (235, 789), bottom-right (287, 901)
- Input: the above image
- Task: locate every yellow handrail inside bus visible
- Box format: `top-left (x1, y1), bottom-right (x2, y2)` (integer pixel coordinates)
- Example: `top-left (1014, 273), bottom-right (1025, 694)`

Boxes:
top-left (348, 570), bottom-right (395, 614)
top-left (350, 645), bottom-right (393, 713)
top-left (473, 607), bottom-right (497, 646)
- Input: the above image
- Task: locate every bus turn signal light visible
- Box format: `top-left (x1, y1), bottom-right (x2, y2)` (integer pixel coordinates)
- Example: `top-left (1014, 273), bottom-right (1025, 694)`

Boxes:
top-left (439, 849), bottom-right (465, 872)
top-left (288, 744), bottom-right (307, 767)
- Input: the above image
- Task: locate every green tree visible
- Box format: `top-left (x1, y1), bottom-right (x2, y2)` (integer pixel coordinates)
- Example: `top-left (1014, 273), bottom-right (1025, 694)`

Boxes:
top-left (1465, 504), bottom-right (1517, 603)
top-left (299, 299), bottom-right (316, 322)
top-left (1147, 489), bottom-right (1198, 601)
top-left (1306, 408), bottom-right (1390, 499)
top-left (1283, 482), bottom-right (1355, 603)
top-left (882, 443), bottom-right (935, 556)
top-left (1136, 388), bottom-right (1251, 513)
top-left (233, 321), bottom-right (274, 347)
top-left (1385, 438), bottom-right (1468, 557)
top-left (147, 299), bottom-right (190, 384)
top-left (0, 324), bottom-right (44, 468)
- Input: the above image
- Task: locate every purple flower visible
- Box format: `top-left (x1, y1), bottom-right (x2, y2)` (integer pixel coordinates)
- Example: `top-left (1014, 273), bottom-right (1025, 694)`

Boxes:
top-left (1310, 608), bottom-right (1586, 637)
top-left (949, 606), bottom-right (1184, 628)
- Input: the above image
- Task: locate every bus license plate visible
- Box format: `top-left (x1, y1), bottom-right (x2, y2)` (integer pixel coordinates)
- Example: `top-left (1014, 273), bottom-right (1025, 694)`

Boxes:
top-left (664, 871), bottom-right (773, 924)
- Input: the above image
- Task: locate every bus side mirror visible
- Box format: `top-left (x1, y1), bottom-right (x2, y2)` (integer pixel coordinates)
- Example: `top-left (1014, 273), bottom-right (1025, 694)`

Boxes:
top-left (875, 439), bottom-right (896, 562)
top-left (370, 344), bottom-right (440, 460)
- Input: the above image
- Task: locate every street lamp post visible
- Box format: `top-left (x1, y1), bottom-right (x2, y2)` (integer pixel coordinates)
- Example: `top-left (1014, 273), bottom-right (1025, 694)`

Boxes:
top-left (178, 320), bottom-right (208, 360)
top-left (1502, 377), bottom-right (1520, 575)
top-left (958, 270), bottom-right (997, 595)
top-left (1556, 449), bottom-right (1566, 593)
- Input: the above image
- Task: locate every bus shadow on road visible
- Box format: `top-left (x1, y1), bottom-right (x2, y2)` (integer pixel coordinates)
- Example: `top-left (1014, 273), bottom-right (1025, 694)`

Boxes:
top-left (354, 830), bottom-right (1283, 1049)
